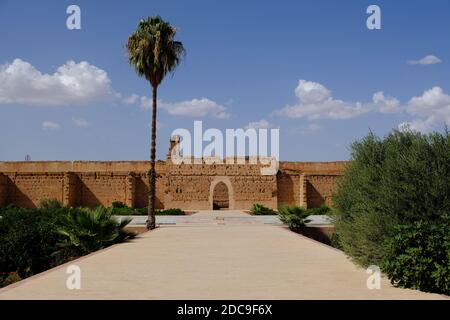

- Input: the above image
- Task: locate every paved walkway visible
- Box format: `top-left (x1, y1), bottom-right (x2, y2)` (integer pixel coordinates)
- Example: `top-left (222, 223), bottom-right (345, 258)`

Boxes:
top-left (0, 211), bottom-right (447, 300)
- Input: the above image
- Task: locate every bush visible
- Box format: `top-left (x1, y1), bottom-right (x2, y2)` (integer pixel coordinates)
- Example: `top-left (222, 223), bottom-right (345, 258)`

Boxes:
top-left (39, 199), bottom-right (63, 210)
top-left (157, 208), bottom-right (185, 216)
top-left (333, 129), bottom-right (450, 294)
top-left (251, 203), bottom-right (276, 215)
top-left (112, 206), bottom-right (185, 216)
top-left (306, 205), bottom-right (331, 216)
top-left (0, 206), bottom-right (65, 285)
top-left (381, 216), bottom-right (450, 295)
top-left (111, 201), bottom-right (127, 209)
top-left (0, 205), bottom-right (135, 288)
top-left (277, 206), bottom-right (311, 231)
top-left (56, 207), bottom-right (135, 258)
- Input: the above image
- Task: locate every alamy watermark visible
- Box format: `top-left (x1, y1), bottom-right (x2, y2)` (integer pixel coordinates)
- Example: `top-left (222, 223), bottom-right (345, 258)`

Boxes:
top-left (169, 121), bottom-right (279, 175)
top-left (66, 265), bottom-right (81, 290)
top-left (366, 265), bottom-right (381, 290)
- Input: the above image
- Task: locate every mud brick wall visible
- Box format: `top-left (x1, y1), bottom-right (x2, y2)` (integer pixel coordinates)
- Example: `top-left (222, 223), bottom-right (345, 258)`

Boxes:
top-left (62, 172), bottom-right (79, 207)
top-left (0, 161), bottom-right (345, 210)
top-left (0, 173), bottom-right (8, 206)
top-left (280, 161), bottom-right (348, 174)
top-left (306, 174), bottom-right (341, 208)
top-left (133, 172), bottom-right (166, 209)
top-left (231, 175), bottom-right (277, 210)
top-left (277, 171), bottom-right (302, 207)
top-left (77, 172), bottom-right (132, 208)
top-left (164, 163), bottom-right (277, 210)
top-left (5, 172), bottom-right (65, 208)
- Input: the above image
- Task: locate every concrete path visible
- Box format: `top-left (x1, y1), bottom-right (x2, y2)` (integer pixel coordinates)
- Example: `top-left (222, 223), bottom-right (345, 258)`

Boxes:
top-left (0, 211), bottom-right (447, 300)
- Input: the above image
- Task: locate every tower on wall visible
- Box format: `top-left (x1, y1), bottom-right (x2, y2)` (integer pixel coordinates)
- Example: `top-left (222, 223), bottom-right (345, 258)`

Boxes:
top-left (167, 135), bottom-right (181, 161)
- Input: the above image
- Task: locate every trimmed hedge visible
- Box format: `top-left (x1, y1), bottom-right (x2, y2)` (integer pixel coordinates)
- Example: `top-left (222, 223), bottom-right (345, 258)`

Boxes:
top-left (332, 129), bottom-right (450, 295)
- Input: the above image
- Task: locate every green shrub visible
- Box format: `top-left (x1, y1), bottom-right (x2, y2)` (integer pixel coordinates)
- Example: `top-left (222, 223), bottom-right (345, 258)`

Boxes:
top-left (157, 208), bottom-right (185, 216)
top-left (333, 129), bottom-right (450, 294)
top-left (111, 201), bottom-right (127, 209)
top-left (39, 199), bottom-right (63, 210)
top-left (55, 207), bottom-right (135, 258)
top-left (111, 207), bottom-right (185, 216)
top-left (0, 205), bottom-right (136, 288)
top-left (277, 206), bottom-right (311, 231)
top-left (111, 206), bottom-right (137, 216)
top-left (306, 205), bottom-right (331, 216)
top-left (381, 216), bottom-right (450, 295)
top-left (0, 206), bottom-right (65, 285)
top-left (251, 203), bottom-right (276, 215)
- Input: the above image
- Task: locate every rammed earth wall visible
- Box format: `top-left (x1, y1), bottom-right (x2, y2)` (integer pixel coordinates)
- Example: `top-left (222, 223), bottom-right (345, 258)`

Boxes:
top-left (0, 161), bottom-right (347, 210)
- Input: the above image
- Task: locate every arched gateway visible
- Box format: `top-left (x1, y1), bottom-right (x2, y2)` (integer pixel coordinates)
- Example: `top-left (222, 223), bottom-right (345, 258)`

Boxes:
top-left (212, 182), bottom-right (229, 210)
top-left (209, 177), bottom-right (234, 210)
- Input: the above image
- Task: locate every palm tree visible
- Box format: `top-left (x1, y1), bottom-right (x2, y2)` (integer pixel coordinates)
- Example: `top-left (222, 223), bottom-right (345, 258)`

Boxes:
top-left (126, 16), bottom-right (185, 230)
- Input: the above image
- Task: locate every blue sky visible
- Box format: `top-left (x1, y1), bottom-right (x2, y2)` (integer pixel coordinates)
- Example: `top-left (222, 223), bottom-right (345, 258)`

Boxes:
top-left (1, 0), bottom-right (449, 161)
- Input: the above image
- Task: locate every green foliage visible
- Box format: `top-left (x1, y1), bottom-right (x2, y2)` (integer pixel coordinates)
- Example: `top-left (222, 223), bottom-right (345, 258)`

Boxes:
top-left (333, 129), bottom-right (450, 294)
top-left (110, 205), bottom-right (185, 216)
top-left (251, 203), bottom-right (276, 215)
top-left (277, 206), bottom-right (311, 231)
top-left (0, 205), bottom-right (135, 288)
top-left (111, 201), bottom-right (127, 209)
top-left (306, 205), bottom-right (331, 216)
top-left (157, 208), bottom-right (185, 216)
top-left (39, 199), bottom-right (63, 210)
top-left (381, 216), bottom-right (450, 295)
top-left (0, 206), bottom-right (64, 285)
top-left (126, 16), bottom-right (185, 87)
top-left (56, 207), bottom-right (135, 257)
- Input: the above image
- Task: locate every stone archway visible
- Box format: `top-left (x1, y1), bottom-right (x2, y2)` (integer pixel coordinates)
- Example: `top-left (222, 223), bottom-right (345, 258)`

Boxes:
top-left (209, 176), bottom-right (235, 210)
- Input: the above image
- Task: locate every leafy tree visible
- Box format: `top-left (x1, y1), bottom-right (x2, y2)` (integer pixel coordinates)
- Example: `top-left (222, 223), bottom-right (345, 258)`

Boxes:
top-left (126, 16), bottom-right (185, 229)
top-left (333, 128), bottom-right (450, 293)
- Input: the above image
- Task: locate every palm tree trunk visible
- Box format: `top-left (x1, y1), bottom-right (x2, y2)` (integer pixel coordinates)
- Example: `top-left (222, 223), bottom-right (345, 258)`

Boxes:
top-left (147, 85), bottom-right (158, 230)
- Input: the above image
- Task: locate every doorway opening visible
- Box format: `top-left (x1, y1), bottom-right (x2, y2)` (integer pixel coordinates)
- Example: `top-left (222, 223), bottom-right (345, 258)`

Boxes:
top-left (212, 182), bottom-right (229, 210)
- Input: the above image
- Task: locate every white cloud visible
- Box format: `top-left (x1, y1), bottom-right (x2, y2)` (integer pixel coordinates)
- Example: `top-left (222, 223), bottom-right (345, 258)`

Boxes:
top-left (372, 91), bottom-right (401, 114)
top-left (42, 121), bottom-right (60, 130)
top-left (0, 59), bottom-right (115, 106)
top-left (123, 94), bottom-right (139, 105)
top-left (141, 97), bottom-right (230, 119)
top-left (274, 80), bottom-right (369, 120)
top-left (274, 80), bottom-right (405, 120)
top-left (72, 117), bottom-right (89, 127)
top-left (245, 119), bottom-right (276, 130)
top-left (408, 55), bottom-right (442, 65)
top-left (400, 86), bottom-right (450, 132)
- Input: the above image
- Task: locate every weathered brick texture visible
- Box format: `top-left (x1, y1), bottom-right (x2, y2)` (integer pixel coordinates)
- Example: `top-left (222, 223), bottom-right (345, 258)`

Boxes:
top-left (0, 173), bottom-right (8, 207)
top-left (0, 160), bottom-right (347, 210)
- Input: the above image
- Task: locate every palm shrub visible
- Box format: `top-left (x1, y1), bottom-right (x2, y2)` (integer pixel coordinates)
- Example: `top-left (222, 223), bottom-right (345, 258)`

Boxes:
top-left (333, 129), bottom-right (450, 294)
top-left (251, 203), bottom-right (276, 215)
top-left (55, 207), bottom-right (135, 258)
top-left (277, 206), bottom-right (311, 231)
